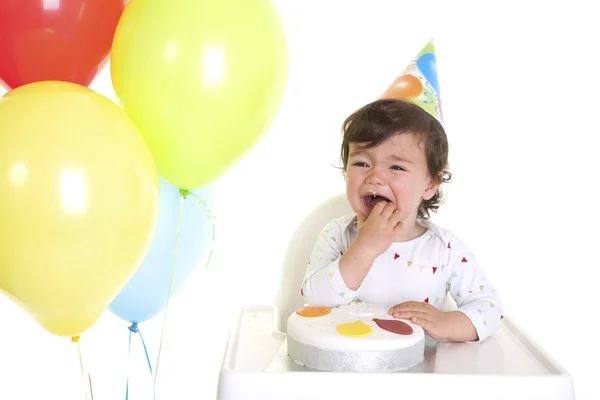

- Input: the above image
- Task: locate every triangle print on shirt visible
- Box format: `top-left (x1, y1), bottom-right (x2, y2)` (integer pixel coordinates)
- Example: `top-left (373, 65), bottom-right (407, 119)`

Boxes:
top-left (355, 246), bottom-right (443, 307)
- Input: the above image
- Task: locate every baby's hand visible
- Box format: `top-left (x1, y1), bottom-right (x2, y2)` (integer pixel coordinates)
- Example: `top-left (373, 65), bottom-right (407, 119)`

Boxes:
top-left (388, 301), bottom-right (455, 341)
top-left (355, 201), bottom-right (402, 258)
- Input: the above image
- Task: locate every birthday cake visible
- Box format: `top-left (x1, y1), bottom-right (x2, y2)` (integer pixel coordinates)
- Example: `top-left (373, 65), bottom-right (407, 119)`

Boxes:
top-left (286, 303), bottom-right (425, 372)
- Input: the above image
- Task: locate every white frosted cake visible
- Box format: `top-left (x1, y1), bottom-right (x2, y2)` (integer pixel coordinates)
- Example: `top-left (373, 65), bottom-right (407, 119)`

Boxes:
top-left (287, 303), bottom-right (425, 372)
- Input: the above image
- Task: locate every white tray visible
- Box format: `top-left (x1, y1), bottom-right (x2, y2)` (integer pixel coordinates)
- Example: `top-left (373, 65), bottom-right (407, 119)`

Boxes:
top-left (217, 305), bottom-right (574, 400)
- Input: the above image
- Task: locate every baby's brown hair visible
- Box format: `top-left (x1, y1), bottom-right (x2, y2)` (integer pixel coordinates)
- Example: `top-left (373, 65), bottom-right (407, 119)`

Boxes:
top-left (340, 99), bottom-right (451, 218)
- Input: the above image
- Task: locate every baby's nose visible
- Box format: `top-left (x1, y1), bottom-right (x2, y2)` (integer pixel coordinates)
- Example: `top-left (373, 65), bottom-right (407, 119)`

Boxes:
top-left (366, 169), bottom-right (386, 185)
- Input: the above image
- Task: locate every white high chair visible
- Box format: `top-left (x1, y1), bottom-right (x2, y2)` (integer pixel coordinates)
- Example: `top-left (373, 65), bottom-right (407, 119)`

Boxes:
top-left (272, 193), bottom-right (353, 332)
top-left (217, 193), bottom-right (575, 400)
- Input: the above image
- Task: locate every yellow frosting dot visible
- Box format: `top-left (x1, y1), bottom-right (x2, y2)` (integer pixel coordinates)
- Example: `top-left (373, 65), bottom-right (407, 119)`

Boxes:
top-left (336, 320), bottom-right (372, 337)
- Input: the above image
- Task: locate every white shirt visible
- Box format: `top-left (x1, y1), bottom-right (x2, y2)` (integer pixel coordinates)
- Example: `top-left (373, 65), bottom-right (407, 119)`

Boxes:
top-left (301, 214), bottom-right (504, 342)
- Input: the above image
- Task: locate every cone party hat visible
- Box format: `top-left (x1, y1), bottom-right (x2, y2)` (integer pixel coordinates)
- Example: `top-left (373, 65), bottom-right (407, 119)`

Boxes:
top-left (380, 40), bottom-right (443, 125)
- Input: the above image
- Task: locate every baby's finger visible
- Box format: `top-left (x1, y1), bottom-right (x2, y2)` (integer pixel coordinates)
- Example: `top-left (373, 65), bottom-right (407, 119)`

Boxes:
top-left (410, 316), bottom-right (434, 331)
top-left (392, 310), bottom-right (434, 322)
top-left (356, 212), bottom-right (366, 226)
top-left (389, 302), bottom-right (426, 314)
top-left (388, 304), bottom-right (403, 315)
top-left (388, 303), bottom-right (410, 315)
top-left (390, 208), bottom-right (402, 224)
top-left (369, 200), bottom-right (387, 216)
top-left (380, 201), bottom-right (395, 218)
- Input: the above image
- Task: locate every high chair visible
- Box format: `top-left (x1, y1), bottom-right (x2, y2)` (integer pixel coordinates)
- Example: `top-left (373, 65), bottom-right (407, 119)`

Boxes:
top-left (217, 193), bottom-right (575, 400)
top-left (272, 193), bottom-right (353, 332)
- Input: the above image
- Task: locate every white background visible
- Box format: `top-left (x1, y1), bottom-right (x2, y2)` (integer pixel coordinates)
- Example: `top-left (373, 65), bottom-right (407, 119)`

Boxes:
top-left (1, 1), bottom-right (599, 399)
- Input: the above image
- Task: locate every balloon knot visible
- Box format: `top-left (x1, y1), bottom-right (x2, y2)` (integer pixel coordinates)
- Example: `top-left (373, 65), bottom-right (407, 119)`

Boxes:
top-left (128, 322), bottom-right (139, 333)
top-left (71, 335), bottom-right (80, 343)
top-left (179, 189), bottom-right (189, 199)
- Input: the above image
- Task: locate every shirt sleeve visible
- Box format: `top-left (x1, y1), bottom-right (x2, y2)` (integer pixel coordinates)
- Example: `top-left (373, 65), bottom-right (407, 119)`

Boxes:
top-left (301, 219), bottom-right (357, 307)
top-left (445, 235), bottom-right (504, 342)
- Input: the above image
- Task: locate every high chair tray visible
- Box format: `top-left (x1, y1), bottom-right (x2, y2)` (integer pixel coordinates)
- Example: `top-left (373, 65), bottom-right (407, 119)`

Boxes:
top-left (217, 305), bottom-right (574, 400)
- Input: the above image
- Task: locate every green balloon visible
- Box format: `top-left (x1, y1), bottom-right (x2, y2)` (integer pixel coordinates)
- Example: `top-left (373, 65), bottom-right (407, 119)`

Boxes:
top-left (111, 0), bottom-right (289, 189)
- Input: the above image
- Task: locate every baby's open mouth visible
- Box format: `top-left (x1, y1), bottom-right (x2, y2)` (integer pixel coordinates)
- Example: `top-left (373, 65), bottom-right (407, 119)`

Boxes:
top-left (364, 194), bottom-right (392, 209)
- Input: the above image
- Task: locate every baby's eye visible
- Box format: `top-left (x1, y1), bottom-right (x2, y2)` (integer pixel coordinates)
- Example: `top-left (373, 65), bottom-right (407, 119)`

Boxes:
top-left (391, 165), bottom-right (406, 171)
top-left (352, 162), bottom-right (368, 167)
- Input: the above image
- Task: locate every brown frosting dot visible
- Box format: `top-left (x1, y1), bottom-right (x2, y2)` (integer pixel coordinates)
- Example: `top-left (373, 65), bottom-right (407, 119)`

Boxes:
top-left (373, 318), bottom-right (413, 335)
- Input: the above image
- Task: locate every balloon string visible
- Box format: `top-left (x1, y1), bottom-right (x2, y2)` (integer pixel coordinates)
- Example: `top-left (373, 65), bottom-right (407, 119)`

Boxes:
top-left (153, 194), bottom-right (184, 390)
top-left (72, 336), bottom-right (93, 400)
top-left (180, 190), bottom-right (217, 270)
top-left (137, 327), bottom-right (154, 380)
top-left (181, 190), bottom-right (217, 222)
top-left (126, 328), bottom-right (132, 400)
top-left (203, 223), bottom-right (216, 270)
top-left (88, 372), bottom-right (94, 400)
top-left (126, 323), bottom-right (155, 400)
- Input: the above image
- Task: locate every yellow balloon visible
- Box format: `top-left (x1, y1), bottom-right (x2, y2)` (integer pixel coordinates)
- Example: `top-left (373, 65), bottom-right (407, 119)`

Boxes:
top-left (111, 0), bottom-right (289, 189)
top-left (4, 80), bottom-right (84, 97)
top-left (0, 81), bottom-right (159, 337)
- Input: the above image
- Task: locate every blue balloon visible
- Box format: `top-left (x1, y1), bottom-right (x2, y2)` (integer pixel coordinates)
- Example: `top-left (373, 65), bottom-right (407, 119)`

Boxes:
top-left (416, 53), bottom-right (440, 97)
top-left (109, 178), bottom-right (215, 323)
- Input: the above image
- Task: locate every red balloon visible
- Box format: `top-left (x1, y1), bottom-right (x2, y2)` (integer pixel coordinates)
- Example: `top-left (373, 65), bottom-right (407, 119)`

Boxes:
top-left (0, 0), bottom-right (124, 90)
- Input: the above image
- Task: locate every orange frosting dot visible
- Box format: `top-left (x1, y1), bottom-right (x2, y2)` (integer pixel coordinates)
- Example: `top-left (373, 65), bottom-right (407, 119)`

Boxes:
top-left (296, 306), bottom-right (331, 317)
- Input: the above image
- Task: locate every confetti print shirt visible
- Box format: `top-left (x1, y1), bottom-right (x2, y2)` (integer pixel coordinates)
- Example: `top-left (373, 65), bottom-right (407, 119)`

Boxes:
top-left (301, 214), bottom-right (504, 342)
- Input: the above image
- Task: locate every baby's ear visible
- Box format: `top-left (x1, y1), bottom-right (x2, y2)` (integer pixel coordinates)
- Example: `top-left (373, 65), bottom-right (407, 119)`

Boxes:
top-left (423, 177), bottom-right (440, 201)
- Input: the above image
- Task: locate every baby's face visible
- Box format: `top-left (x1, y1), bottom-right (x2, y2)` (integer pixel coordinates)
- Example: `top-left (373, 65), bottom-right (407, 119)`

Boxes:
top-left (345, 132), bottom-right (438, 222)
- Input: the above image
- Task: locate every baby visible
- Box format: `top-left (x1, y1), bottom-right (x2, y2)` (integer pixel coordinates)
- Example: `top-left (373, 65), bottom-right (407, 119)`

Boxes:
top-left (301, 99), bottom-right (503, 342)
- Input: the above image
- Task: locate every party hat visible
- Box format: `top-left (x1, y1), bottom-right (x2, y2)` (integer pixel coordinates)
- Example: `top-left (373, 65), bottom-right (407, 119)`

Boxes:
top-left (380, 40), bottom-right (443, 125)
